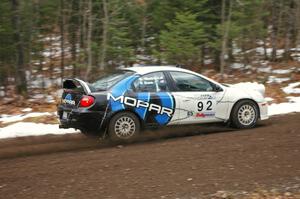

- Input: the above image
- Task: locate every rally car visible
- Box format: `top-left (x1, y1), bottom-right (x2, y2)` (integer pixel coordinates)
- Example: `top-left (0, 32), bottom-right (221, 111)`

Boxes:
top-left (58, 66), bottom-right (268, 141)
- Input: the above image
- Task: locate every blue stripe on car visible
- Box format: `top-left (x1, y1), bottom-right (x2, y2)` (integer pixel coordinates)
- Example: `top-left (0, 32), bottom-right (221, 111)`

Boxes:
top-left (154, 92), bottom-right (174, 125)
top-left (110, 75), bottom-right (138, 112)
top-left (134, 92), bottom-right (150, 119)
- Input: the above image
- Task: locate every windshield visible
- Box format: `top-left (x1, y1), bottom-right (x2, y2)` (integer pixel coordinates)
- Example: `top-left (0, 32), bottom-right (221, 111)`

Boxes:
top-left (90, 70), bottom-right (134, 91)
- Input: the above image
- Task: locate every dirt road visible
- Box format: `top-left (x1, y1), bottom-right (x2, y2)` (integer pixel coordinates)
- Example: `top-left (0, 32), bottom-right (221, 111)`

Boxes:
top-left (0, 114), bottom-right (299, 199)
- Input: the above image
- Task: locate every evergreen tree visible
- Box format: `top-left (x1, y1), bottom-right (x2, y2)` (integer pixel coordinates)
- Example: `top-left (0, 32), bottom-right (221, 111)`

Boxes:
top-left (160, 12), bottom-right (206, 67)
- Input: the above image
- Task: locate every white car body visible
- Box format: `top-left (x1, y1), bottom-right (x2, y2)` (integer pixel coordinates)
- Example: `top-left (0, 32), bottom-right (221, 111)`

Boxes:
top-left (126, 66), bottom-right (268, 125)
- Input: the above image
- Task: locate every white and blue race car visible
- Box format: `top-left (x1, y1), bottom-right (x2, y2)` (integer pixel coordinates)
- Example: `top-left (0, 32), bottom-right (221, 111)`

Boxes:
top-left (58, 66), bottom-right (268, 141)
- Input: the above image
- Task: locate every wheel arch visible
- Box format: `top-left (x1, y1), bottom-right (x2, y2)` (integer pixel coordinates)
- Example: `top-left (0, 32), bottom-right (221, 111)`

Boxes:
top-left (103, 109), bottom-right (145, 130)
top-left (229, 98), bottom-right (260, 120)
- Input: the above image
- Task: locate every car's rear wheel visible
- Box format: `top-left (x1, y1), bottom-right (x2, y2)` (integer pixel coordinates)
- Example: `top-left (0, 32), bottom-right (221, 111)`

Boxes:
top-left (108, 112), bottom-right (140, 142)
top-left (230, 100), bottom-right (259, 129)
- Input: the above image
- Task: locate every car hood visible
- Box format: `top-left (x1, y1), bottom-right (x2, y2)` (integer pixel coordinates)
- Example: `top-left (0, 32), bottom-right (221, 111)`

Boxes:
top-left (225, 82), bottom-right (265, 97)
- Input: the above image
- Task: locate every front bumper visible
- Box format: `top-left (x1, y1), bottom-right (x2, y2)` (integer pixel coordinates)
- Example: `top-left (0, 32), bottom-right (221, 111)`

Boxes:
top-left (57, 105), bottom-right (106, 131)
top-left (258, 102), bottom-right (269, 120)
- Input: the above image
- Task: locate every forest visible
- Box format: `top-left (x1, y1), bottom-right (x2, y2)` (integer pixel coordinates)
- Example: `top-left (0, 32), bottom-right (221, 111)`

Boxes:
top-left (0, 0), bottom-right (300, 97)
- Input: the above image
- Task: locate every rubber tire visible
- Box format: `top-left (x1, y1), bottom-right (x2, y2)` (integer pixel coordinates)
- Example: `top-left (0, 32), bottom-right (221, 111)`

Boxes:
top-left (230, 100), bottom-right (259, 129)
top-left (108, 112), bottom-right (140, 143)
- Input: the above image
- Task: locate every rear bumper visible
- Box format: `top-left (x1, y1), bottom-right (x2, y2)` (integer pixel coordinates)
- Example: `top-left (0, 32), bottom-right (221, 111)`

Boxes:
top-left (57, 105), bottom-right (106, 131)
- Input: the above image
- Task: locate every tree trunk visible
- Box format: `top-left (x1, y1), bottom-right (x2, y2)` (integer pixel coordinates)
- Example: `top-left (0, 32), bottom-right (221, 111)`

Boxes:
top-left (70, 0), bottom-right (79, 76)
top-left (200, 46), bottom-right (205, 70)
top-left (295, 0), bottom-right (300, 47)
top-left (141, 4), bottom-right (147, 54)
top-left (79, 0), bottom-right (87, 77)
top-left (60, 0), bottom-right (65, 82)
top-left (270, 1), bottom-right (278, 61)
top-left (284, 1), bottom-right (293, 61)
top-left (219, 0), bottom-right (226, 75)
top-left (220, 0), bottom-right (232, 78)
top-left (11, 0), bottom-right (27, 96)
top-left (98, 0), bottom-right (109, 71)
top-left (228, 39), bottom-right (234, 63)
top-left (263, 37), bottom-right (268, 60)
top-left (85, 0), bottom-right (93, 80)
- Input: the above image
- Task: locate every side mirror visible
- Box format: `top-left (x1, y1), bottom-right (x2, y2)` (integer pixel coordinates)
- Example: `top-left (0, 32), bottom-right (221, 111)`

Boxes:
top-left (214, 84), bottom-right (223, 92)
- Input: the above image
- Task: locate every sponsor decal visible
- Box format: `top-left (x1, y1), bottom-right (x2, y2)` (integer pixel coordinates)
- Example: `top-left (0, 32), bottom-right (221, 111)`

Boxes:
top-left (195, 112), bottom-right (215, 118)
top-left (187, 111), bottom-right (193, 117)
top-left (198, 94), bottom-right (214, 100)
top-left (108, 93), bottom-right (174, 117)
top-left (63, 94), bottom-right (76, 105)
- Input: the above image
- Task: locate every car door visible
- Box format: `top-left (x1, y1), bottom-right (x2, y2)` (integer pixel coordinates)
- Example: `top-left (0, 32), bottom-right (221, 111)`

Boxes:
top-left (130, 72), bottom-right (180, 126)
top-left (167, 71), bottom-right (225, 124)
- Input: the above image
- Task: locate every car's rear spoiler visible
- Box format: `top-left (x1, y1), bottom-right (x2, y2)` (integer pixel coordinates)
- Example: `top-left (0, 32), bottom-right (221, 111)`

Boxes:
top-left (63, 78), bottom-right (91, 94)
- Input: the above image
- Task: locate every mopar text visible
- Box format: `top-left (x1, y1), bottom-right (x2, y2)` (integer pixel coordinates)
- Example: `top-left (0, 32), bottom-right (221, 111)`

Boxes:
top-left (108, 93), bottom-right (173, 117)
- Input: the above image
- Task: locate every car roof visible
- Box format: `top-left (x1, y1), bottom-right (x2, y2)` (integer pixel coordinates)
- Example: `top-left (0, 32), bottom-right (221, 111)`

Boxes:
top-left (124, 66), bottom-right (194, 75)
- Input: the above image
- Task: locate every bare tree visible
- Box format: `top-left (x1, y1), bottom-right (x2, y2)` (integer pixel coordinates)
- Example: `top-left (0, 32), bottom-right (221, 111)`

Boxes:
top-left (60, 0), bottom-right (65, 82)
top-left (283, 0), bottom-right (293, 61)
top-left (85, 0), bottom-right (93, 80)
top-left (296, 1), bottom-right (300, 47)
top-left (11, 0), bottom-right (28, 96)
top-left (220, 0), bottom-right (232, 78)
top-left (141, 2), bottom-right (147, 53)
top-left (98, 0), bottom-right (109, 71)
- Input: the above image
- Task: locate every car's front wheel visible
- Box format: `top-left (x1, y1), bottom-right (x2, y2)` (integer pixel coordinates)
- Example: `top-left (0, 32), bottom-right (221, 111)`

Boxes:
top-left (230, 100), bottom-right (259, 129)
top-left (108, 112), bottom-right (140, 142)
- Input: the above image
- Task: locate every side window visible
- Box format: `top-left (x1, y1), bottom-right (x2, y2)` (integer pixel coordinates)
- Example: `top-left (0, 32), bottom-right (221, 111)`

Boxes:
top-left (133, 72), bottom-right (169, 92)
top-left (170, 71), bottom-right (214, 92)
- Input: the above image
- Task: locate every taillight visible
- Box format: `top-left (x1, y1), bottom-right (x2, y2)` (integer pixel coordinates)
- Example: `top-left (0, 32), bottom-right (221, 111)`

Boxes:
top-left (79, 95), bottom-right (95, 107)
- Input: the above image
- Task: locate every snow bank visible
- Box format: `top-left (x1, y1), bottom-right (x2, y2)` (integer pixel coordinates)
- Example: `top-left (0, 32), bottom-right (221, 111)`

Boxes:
top-left (265, 97), bottom-right (274, 102)
top-left (0, 112), bottom-right (53, 124)
top-left (0, 122), bottom-right (78, 139)
top-left (230, 63), bottom-right (244, 69)
top-left (268, 96), bottom-right (300, 116)
top-left (257, 66), bottom-right (272, 73)
top-left (272, 69), bottom-right (292, 74)
top-left (22, 108), bottom-right (33, 112)
top-left (282, 82), bottom-right (300, 94)
top-left (267, 76), bottom-right (290, 84)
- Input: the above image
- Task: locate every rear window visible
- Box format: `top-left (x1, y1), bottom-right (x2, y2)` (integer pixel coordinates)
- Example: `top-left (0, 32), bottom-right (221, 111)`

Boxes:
top-left (90, 70), bottom-right (134, 91)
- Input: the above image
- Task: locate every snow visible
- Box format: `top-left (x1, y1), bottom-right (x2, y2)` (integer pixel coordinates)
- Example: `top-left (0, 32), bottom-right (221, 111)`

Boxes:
top-left (290, 47), bottom-right (300, 51)
top-left (257, 66), bottom-right (272, 73)
top-left (265, 97), bottom-right (274, 102)
top-left (40, 36), bottom-right (61, 42)
top-left (267, 76), bottom-right (291, 84)
top-left (0, 112), bottom-right (52, 124)
top-left (0, 122), bottom-right (78, 139)
top-left (268, 96), bottom-right (300, 116)
top-left (282, 82), bottom-right (300, 94)
top-left (136, 54), bottom-right (153, 61)
top-left (230, 63), bottom-right (244, 69)
top-left (204, 59), bottom-right (213, 65)
top-left (29, 77), bottom-right (62, 89)
top-left (272, 69), bottom-right (292, 74)
top-left (255, 47), bottom-right (285, 58)
top-left (22, 108), bottom-right (33, 112)
top-left (45, 95), bottom-right (55, 103)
